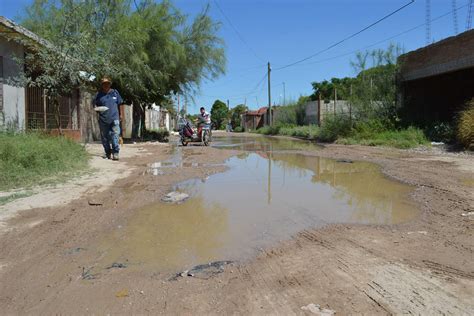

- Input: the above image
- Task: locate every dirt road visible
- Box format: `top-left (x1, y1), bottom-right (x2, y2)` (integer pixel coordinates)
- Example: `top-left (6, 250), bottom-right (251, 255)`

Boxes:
top-left (0, 134), bottom-right (472, 314)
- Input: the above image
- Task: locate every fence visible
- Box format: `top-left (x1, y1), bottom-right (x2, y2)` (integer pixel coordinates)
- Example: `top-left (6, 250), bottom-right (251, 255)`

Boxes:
top-left (25, 87), bottom-right (79, 130)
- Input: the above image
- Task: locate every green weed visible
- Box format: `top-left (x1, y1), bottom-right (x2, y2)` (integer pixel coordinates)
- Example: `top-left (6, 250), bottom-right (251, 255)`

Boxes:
top-left (0, 132), bottom-right (89, 190)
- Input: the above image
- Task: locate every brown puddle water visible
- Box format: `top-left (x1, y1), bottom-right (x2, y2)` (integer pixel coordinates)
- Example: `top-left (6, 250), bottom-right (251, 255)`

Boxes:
top-left (95, 136), bottom-right (419, 273)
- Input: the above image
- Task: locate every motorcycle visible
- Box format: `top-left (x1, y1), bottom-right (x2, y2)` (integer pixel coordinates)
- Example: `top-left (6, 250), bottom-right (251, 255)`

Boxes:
top-left (179, 118), bottom-right (212, 146)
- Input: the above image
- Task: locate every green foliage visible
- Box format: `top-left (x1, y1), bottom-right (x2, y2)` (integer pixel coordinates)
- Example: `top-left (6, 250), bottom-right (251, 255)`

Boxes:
top-left (256, 125), bottom-right (280, 135)
top-left (349, 44), bottom-right (403, 123)
top-left (279, 125), bottom-right (320, 140)
top-left (229, 104), bottom-right (247, 128)
top-left (143, 128), bottom-right (170, 142)
top-left (0, 132), bottom-right (89, 190)
top-left (424, 121), bottom-right (456, 143)
top-left (210, 99), bottom-right (228, 129)
top-left (338, 126), bottom-right (428, 149)
top-left (310, 77), bottom-right (356, 102)
top-left (457, 100), bottom-right (474, 149)
top-left (318, 115), bottom-right (352, 142)
top-left (275, 105), bottom-right (297, 126)
top-left (233, 126), bottom-right (244, 133)
top-left (19, 0), bottom-right (226, 109)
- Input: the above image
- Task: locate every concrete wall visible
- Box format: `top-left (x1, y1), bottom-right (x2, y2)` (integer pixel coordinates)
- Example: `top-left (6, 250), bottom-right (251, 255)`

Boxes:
top-left (0, 37), bottom-right (25, 130)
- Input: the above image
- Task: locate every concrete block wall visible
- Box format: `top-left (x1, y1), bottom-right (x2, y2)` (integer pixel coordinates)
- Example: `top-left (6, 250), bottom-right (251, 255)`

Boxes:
top-left (0, 37), bottom-right (25, 130)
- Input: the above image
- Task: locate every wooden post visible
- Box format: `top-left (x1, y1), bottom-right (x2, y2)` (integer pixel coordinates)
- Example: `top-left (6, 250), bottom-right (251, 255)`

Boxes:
top-left (43, 90), bottom-right (47, 129)
top-left (334, 88), bottom-right (337, 116)
top-left (267, 62), bottom-right (272, 126)
top-left (349, 84), bottom-right (353, 127)
top-left (317, 93), bottom-right (321, 126)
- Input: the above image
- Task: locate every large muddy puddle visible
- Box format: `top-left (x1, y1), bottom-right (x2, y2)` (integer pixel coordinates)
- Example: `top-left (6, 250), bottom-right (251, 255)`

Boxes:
top-left (95, 136), bottom-right (418, 273)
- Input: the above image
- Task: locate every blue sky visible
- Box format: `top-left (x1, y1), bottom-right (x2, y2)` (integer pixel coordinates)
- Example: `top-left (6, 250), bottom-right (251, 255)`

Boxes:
top-left (1, 0), bottom-right (471, 112)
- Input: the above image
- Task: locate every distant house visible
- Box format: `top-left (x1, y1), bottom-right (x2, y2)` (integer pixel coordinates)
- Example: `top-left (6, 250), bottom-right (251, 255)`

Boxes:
top-left (0, 16), bottom-right (99, 141)
top-left (241, 107), bottom-right (269, 131)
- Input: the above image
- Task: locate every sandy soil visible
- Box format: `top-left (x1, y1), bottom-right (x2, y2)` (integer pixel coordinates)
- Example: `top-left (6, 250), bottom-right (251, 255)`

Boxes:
top-left (0, 135), bottom-right (472, 315)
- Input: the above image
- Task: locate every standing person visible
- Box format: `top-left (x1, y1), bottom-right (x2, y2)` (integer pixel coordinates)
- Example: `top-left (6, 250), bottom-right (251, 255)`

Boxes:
top-left (196, 106), bottom-right (211, 139)
top-left (94, 77), bottom-right (123, 160)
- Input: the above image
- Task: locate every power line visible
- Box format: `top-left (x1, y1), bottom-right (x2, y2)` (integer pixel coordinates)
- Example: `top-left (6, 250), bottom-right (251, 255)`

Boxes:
top-left (274, 0), bottom-right (415, 71)
top-left (277, 2), bottom-right (469, 69)
top-left (213, 0), bottom-right (265, 63)
top-left (202, 72), bottom-right (268, 99)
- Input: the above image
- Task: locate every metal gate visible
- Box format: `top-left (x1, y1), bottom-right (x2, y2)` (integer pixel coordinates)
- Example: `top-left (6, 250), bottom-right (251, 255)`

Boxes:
top-left (26, 87), bottom-right (79, 130)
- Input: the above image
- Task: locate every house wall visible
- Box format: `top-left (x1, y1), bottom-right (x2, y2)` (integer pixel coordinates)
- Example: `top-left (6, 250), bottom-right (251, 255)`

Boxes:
top-left (0, 36), bottom-right (25, 130)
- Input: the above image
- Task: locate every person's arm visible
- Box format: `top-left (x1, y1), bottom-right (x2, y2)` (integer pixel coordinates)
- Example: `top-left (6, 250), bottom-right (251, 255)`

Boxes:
top-left (115, 90), bottom-right (124, 121)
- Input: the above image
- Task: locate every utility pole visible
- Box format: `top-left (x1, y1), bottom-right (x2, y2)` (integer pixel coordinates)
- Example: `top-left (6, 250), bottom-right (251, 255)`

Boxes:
top-left (267, 62), bottom-right (272, 126)
top-left (282, 82), bottom-right (286, 106)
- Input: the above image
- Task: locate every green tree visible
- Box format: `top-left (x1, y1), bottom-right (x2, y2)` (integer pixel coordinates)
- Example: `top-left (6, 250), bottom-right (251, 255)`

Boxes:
top-left (19, 0), bottom-right (226, 122)
top-left (210, 99), bottom-right (228, 129)
top-left (229, 104), bottom-right (247, 128)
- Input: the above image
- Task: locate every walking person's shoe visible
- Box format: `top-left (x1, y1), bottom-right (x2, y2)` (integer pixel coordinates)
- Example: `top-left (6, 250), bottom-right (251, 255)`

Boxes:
top-left (102, 153), bottom-right (111, 159)
top-left (112, 153), bottom-right (119, 161)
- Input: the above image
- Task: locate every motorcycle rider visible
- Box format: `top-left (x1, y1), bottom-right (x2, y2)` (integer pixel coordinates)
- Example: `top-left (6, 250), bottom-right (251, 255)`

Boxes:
top-left (196, 107), bottom-right (211, 139)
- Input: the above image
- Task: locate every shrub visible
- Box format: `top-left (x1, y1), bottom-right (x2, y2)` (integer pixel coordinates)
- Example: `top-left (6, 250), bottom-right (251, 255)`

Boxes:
top-left (424, 121), bottom-right (456, 143)
top-left (457, 101), bottom-right (474, 150)
top-left (319, 115), bottom-right (352, 142)
top-left (256, 125), bottom-right (280, 135)
top-left (143, 128), bottom-right (170, 142)
top-left (279, 125), bottom-right (320, 139)
top-left (338, 126), bottom-right (428, 149)
top-left (233, 126), bottom-right (244, 133)
top-left (0, 132), bottom-right (89, 190)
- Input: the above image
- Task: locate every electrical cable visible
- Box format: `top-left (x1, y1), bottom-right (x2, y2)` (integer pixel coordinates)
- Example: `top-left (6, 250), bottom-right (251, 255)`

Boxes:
top-left (213, 0), bottom-right (266, 63)
top-left (274, 0), bottom-right (415, 71)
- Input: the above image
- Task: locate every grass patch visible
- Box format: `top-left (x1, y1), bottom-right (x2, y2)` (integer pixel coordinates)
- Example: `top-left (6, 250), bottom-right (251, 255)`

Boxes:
top-left (279, 125), bottom-right (320, 139)
top-left (337, 126), bottom-right (429, 149)
top-left (0, 191), bottom-right (34, 205)
top-left (0, 132), bottom-right (89, 191)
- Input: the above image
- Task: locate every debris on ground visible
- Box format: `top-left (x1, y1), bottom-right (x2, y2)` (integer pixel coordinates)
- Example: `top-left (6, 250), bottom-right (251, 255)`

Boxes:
top-left (88, 200), bottom-right (103, 206)
top-left (65, 247), bottom-right (86, 255)
top-left (115, 289), bottom-right (129, 298)
top-left (461, 211), bottom-right (474, 217)
top-left (407, 231), bottom-right (428, 235)
top-left (336, 159), bottom-right (353, 163)
top-left (161, 192), bottom-right (189, 203)
top-left (169, 260), bottom-right (233, 281)
top-left (106, 262), bottom-right (128, 269)
top-left (301, 303), bottom-right (335, 315)
top-left (81, 267), bottom-right (99, 280)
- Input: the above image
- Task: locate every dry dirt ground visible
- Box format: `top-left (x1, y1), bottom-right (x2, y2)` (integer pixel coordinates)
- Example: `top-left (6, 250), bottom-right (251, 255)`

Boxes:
top-left (0, 134), bottom-right (472, 315)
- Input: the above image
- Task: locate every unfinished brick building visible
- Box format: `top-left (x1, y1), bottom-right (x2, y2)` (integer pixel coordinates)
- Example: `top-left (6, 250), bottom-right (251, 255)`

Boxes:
top-left (399, 29), bottom-right (474, 126)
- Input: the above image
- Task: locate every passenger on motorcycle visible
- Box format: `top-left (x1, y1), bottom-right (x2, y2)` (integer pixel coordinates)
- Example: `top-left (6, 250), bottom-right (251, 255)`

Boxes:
top-left (196, 107), bottom-right (211, 139)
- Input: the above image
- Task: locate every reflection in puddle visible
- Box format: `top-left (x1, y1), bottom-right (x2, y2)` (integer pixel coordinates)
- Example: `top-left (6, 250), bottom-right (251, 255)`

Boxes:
top-left (97, 137), bottom-right (418, 273)
top-left (212, 135), bottom-right (323, 152)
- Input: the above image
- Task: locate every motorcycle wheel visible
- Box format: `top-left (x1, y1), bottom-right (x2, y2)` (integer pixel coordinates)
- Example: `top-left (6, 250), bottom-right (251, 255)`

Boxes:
top-left (202, 130), bottom-right (210, 146)
top-left (181, 140), bottom-right (188, 146)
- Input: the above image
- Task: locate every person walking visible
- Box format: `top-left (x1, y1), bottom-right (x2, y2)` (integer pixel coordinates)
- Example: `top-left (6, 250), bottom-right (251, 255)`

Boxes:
top-left (94, 77), bottom-right (123, 160)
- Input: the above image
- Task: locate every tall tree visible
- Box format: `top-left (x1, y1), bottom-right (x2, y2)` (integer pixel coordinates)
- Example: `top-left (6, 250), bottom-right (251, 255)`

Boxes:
top-left (210, 99), bottom-right (228, 129)
top-left (18, 0), bottom-right (226, 123)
